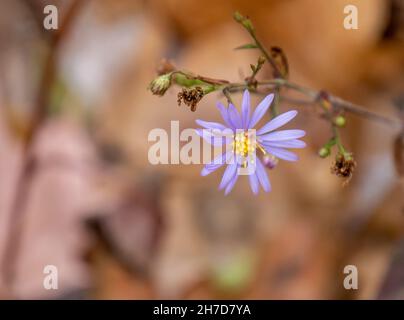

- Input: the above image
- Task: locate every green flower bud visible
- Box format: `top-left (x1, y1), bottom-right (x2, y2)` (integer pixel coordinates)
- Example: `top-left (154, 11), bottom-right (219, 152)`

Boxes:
top-left (241, 19), bottom-right (254, 31)
top-left (318, 147), bottom-right (330, 158)
top-left (334, 115), bottom-right (346, 127)
top-left (233, 12), bottom-right (244, 23)
top-left (233, 12), bottom-right (254, 31)
top-left (149, 73), bottom-right (171, 96)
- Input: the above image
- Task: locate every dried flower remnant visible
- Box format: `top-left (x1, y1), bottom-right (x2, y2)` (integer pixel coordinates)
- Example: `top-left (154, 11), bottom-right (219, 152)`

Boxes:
top-left (269, 46), bottom-right (289, 79)
top-left (317, 90), bottom-right (333, 112)
top-left (156, 58), bottom-right (176, 76)
top-left (196, 90), bottom-right (306, 195)
top-left (317, 90), bottom-right (356, 182)
top-left (331, 153), bottom-right (356, 184)
top-left (177, 87), bottom-right (204, 112)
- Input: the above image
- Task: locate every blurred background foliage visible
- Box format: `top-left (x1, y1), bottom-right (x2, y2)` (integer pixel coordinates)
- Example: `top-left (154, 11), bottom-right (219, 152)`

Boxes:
top-left (0, 0), bottom-right (403, 299)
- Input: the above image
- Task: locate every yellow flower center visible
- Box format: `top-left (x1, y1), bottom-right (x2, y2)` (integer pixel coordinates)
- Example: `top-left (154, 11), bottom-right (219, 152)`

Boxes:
top-left (233, 131), bottom-right (256, 157)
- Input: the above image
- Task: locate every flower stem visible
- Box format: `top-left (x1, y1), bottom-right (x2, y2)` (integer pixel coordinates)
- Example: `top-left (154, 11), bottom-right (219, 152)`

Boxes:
top-left (244, 26), bottom-right (283, 79)
top-left (332, 124), bottom-right (351, 159)
top-left (271, 87), bottom-right (280, 118)
top-left (168, 69), bottom-right (401, 128)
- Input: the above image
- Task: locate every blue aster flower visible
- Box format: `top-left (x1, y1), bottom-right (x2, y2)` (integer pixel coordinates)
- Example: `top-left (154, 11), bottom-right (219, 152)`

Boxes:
top-left (196, 90), bottom-right (306, 195)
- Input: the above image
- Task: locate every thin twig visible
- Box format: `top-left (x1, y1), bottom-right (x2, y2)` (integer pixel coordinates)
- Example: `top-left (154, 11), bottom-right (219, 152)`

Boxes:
top-left (203, 78), bottom-right (402, 129)
top-left (249, 32), bottom-right (283, 78)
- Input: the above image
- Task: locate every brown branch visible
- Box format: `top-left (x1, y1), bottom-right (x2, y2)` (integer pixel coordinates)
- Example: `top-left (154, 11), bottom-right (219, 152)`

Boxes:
top-left (222, 79), bottom-right (402, 129)
top-left (330, 95), bottom-right (399, 127)
top-left (195, 75), bottom-right (229, 85)
top-left (171, 69), bottom-right (402, 128)
top-left (1, 0), bottom-right (85, 295)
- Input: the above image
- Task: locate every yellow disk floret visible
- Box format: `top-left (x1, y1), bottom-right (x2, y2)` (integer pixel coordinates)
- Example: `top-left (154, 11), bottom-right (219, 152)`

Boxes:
top-left (232, 131), bottom-right (256, 157)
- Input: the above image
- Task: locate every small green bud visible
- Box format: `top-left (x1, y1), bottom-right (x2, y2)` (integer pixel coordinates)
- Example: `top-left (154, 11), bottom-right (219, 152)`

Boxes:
top-left (213, 251), bottom-right (254, 293)
top-left (241, 19), bottom-right (254, 31)
top-left (334, 115), bottom-right (346, 127)
top-left (233, 12), bottom-right (244, 23)
top-left (149, 73), bottom-right (171, 96)
top-left (318, 147), bottom-right (330, 158)
top-left (233, 12), bottom-right (254, 32)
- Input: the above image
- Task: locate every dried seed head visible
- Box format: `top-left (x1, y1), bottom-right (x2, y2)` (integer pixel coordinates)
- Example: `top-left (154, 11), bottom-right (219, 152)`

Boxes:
top-left (177, 87), bottom-right (204, 112)
top-left (331, 153), bottom-right (356, 184)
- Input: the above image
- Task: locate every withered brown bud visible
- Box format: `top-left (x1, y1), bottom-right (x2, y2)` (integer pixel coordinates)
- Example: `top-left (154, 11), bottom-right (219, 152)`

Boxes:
top-left (156, 58), bottom-right (176, 76)
top-left (331, 153), bottom-right (356, 184)
top-left (245, 76), bottom-right (258, 89)
top-left (258, 55), bottom-right (266, 66)
top-left (270, 46), bottom-right (289, 78)
top-left (177, 87), bottom-right (204, 112)
top-left (318, 90), bottom-right (332, 111)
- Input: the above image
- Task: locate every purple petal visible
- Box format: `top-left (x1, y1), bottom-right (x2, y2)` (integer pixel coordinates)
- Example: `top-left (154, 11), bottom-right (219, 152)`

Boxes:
top-left (224, 173), bottom-right (239, 195)
top-left (228, 103), bottom-right (242, 129)
top-left (261, 139), bottom-right (306, 149)
top-left (219, 162), bottom-right (238, 190)
top-left (264, 146), bottom-right (299, 161)
top-left (201, 152), bottom-right (230, 176)
top-left (216, 102), bottom-right (233, 129)
top-left (249, 93), bottom-right (274, 128)
top-left (259, 129), bottom-right (306, 142)
top-left (195, 129), bottom-right (226, 146)
top-left (201, 167), bottom-right (217, 176)
top-left (257, 110), bottom-right (298, 135)
top-left (248, 172), bottom-right (259, 194)
top-left (195, 119), bottom-right (227, 130)
top-left (256, 158), bottom-right (271, 192)
top-left (241, 90), bottom-right (251, 129)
